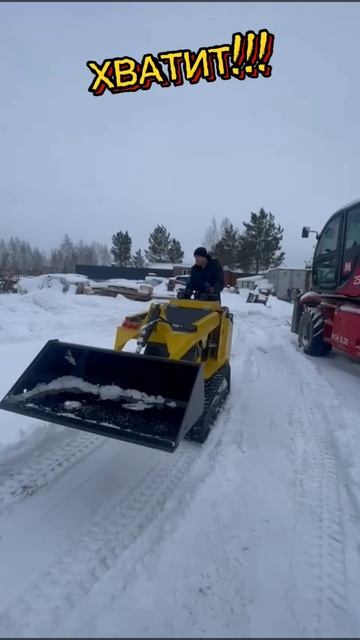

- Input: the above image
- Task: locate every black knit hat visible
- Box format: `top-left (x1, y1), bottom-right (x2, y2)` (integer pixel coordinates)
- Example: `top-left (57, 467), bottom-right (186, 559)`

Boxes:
top-left (194, 246), bottom-right (208, 258)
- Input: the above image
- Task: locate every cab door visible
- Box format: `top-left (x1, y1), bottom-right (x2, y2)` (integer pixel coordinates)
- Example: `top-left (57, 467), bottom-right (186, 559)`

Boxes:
top-left (312, 211), bottom-right (344, 292)
top-left (339, 204), bottom-right (360, 287)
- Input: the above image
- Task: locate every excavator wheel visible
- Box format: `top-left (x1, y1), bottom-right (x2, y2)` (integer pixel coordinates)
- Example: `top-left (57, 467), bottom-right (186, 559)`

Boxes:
top-left (186, 363), bottom-right (231, 444)
top-left (298, 307), bottom-right (331, 357)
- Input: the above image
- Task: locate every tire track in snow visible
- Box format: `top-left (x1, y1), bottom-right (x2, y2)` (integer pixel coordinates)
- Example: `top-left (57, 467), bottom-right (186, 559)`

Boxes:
top-left (0, 443), bottom-right (199, 636)
top-left (214, 316), bottom-right (302, 636)
top-left (280, 344), bottom-right (357, 637)
top-left (0, 428), bottom-right (104, 513)
top-left (232, 313), bottom-right (358, 636)
top-left (0, 311), bottom-right (245, 637)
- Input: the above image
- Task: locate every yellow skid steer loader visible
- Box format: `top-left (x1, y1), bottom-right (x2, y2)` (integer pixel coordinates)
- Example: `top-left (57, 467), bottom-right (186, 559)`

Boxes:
top-left (0, 297), bottom-right (233, 452)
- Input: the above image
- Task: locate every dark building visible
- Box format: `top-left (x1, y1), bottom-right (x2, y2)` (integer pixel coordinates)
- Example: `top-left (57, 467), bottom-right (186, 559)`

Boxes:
top-left (75, 264), bottom-right (174, 281)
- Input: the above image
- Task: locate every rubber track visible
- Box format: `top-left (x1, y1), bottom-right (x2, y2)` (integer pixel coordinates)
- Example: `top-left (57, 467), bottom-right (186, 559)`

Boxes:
top-left (186, 363), bottom-right (230, 443)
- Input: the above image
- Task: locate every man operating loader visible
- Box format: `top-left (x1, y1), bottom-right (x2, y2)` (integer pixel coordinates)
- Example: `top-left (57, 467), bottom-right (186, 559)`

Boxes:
top-left (178, 247), bottom-right (224, 301)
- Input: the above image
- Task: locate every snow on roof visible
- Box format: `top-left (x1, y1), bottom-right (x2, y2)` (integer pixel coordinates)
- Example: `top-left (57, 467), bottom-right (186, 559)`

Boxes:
top-left (146, 263), bottom-right (192, 270)
top-left (265, 266), bottom-right (308, 272)
top-left (236, 275), bottom-right (263, 282)
top-left (145, 263), bottom-right (174, 270)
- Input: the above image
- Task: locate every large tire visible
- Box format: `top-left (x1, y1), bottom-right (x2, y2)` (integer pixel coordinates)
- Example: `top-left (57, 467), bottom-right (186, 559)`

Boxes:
top-left (298, 307), bottom-right (331, 356)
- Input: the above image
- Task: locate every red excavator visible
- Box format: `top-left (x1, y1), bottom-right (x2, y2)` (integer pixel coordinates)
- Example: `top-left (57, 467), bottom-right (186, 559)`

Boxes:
top-left (292, 199), bottom-right (360, 358)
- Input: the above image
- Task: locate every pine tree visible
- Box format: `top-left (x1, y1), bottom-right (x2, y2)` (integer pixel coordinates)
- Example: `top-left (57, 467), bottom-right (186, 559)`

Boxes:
top-left (219, 217), bottom-right (233, 237)
top-left (213, 221), bottom-right (241, 269)
top-left (111, 231), bottom-right (132, 266)
top-left (145, 225), bottom-right (171, 263)
top-left (168, 238), bottom-right (184, 264)
top-left (238, 208), bottom-right (285, 274)
top-left (132, 248), bottom-right (145, 268)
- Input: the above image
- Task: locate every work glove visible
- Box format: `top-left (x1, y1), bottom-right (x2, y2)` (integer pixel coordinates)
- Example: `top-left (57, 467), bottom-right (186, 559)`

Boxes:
top-left (204, 282), bottom-right (214, 293)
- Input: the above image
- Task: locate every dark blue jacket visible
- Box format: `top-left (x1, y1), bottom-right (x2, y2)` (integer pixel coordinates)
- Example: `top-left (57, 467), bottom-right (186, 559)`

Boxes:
top-left (185, 257), bottom-right (224, 299)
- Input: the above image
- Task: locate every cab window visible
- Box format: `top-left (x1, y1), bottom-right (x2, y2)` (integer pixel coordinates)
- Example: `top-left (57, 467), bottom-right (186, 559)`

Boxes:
top-left (345, 207), bottom-right (360, 250)
top-left (316, 215), bottom-right (340, 256)
top-left (313, 213), bottom-right (341, 289)
top-left (340, 206), bottom-right (360, 284)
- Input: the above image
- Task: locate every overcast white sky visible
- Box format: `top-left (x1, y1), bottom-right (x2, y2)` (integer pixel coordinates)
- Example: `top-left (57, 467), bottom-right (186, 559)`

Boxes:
top-left (1, 2), bottom-right (360, 267)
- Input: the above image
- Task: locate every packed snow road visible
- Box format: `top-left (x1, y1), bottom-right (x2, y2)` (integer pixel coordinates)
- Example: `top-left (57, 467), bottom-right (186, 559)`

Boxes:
top-left (0, 288), bottom-right (360, 637)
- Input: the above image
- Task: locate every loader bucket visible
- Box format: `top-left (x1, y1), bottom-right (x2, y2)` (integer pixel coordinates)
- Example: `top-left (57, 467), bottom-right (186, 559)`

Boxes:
top-left (0, 340), bottom-right (205, 452)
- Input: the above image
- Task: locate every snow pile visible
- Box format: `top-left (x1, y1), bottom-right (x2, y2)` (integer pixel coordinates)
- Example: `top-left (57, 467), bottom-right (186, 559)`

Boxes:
top-left (16, 273), bottom-right (91, 294)
top-left (151, 277), bottom-right (170, 294)
top-left (13, 375), bottom-right (175, 409)
top-left (0, 288), bottom-right (149, 345)
top-left (233, 288), bottom-right (291, 323)
top-left (90, 278), bottom-right (145, 290)
top-left (13, 272), bottom-right (172, 305)
top-left (254, 277), bottom-right (275, 293)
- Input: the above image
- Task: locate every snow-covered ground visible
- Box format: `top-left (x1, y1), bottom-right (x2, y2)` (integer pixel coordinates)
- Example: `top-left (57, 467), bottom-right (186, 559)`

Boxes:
top-left (0, 286), bottom-right (360, 637)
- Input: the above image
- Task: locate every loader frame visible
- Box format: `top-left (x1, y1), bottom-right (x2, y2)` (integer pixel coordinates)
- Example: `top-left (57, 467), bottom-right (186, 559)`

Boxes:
top-left (114, 298), bottom-right (233, 380)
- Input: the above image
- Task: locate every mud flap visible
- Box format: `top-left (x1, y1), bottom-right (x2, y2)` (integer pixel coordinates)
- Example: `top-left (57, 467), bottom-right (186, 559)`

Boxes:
top-left (291, 296), bottom-right (303, 334)
top-left (0, 340), bottom-right (205, 453)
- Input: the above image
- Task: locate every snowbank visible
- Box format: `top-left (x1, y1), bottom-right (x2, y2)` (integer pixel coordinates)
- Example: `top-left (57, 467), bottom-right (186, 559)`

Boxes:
top-left (16, 273), bottom-right (91, 294)
top-left (90, 278), bottom-right (146, 290)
